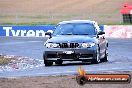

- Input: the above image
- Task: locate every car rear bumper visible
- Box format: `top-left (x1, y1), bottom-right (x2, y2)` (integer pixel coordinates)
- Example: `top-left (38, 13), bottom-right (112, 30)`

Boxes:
top-left (43, 47), bottom-right (97, 61)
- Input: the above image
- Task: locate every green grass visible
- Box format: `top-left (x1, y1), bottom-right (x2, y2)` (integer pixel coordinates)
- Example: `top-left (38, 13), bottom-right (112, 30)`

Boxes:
top-left (0, 56), bottom-right (11, 65)
top-left (103, 22), bottom-right (132, 25)
top-left (0, 14), bottom-right (132, 25)
top-left (19, 15), bottom-right (73, 19)
top-left (0, 15), bottom-right (15, 18)
top-left (0, 22), bottom-right (57, 25)
top-left (0, 15), bottom-right (74, 19)
top-left (0, 22), bottom-right (132, 25)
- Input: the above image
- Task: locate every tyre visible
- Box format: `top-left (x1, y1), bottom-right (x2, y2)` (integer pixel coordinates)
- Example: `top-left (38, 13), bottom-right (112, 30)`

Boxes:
top-left (55, 60), bottom-right (63, 65)
top-left (43, 55), bottom-right (53, 66)
top-left (91, 47), bottom-right (100, 64)
top-left (44, 60), bottom-right (53, 66)
top-left (101, 47), bottom-right (108, 62)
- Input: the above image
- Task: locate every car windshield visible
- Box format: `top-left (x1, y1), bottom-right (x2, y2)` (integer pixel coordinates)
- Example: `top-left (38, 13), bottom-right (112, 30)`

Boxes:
top-left (53, 23), bottom-right (96, 36)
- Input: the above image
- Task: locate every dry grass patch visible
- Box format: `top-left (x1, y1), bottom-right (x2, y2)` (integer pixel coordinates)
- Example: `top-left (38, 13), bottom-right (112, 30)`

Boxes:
top-left (0, 55), bottom-right (11, 65)
top-left (0, 0), bottom-right (132, 24)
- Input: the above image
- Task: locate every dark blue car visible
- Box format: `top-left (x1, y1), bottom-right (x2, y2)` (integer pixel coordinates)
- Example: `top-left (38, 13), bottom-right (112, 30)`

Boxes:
top-left (43, 20), bottom-right (108, 66)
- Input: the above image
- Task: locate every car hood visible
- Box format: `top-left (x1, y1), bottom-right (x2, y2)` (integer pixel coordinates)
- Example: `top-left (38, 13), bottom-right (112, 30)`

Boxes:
top-left (46, 35), bottom-right (97, 43)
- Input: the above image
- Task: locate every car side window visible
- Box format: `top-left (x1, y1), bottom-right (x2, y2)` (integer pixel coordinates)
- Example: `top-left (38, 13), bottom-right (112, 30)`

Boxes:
top-left (94, 22), bottom-right (101, 34)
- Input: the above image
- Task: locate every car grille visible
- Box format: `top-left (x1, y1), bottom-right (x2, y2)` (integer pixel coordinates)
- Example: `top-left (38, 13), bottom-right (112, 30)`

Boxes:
top-left (60, 54), bottom-right (77, 59)
top-left (59, 43), bottom-right (79, 48)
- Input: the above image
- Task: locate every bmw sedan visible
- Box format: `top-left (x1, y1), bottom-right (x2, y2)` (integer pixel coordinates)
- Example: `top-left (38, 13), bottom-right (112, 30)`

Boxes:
top-left (43, 20), bottom-right (108, 66)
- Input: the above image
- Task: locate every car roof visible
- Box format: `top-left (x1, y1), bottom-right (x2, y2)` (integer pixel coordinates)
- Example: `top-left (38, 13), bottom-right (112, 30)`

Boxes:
top-left (58, 20), bottom-right (96, 24)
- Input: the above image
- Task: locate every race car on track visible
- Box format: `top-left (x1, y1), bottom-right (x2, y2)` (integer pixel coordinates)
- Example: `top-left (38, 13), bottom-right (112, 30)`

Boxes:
top-left (43, 20), bottom-right (108, 66)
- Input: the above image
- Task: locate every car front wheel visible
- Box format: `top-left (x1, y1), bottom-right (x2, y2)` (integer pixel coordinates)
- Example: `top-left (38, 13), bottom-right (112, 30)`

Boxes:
top-left (101, 47), bottom-right (108, 62)
top-left (44, 60), bottom-right (53, 66)
top-left (92, 47), bottom-right (100, 64)
top-left (43, 55), bottom-right (53, 66)
top-left (55, 60), bottom-right (63, 65)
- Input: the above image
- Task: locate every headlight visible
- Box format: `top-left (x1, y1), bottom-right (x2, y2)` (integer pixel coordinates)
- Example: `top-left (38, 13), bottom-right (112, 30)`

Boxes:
top-left (81, 42), bottom-right (95, 48)
top-left (45, 43), bottom-right (59, 48)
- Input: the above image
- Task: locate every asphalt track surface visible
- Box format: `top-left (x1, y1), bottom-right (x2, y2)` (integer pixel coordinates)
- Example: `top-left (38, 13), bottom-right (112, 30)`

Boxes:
top-left (0, 37), bottom-right (132, 77)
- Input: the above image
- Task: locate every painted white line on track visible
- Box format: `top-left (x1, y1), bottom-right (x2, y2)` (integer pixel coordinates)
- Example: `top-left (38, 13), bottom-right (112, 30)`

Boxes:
top-left (24, 68), bottom-right (132, 76)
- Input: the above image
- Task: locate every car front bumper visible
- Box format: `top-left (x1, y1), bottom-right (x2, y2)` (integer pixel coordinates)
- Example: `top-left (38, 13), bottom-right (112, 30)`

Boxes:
top-left (43, 46), bottom-right (97, 61)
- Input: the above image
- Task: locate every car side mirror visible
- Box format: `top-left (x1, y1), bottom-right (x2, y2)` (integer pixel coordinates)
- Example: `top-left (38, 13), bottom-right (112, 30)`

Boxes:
top-left (45, 32), bottom-right (52, 38)
top-left (98, 31), bottom-right (105, 35)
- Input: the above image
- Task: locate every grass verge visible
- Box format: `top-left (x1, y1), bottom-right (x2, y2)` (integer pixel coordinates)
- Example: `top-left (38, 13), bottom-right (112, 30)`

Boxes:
top-left (0, 22), bottom-right (57, 25)
top-left (0, 22), bottom-right (132, 25)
